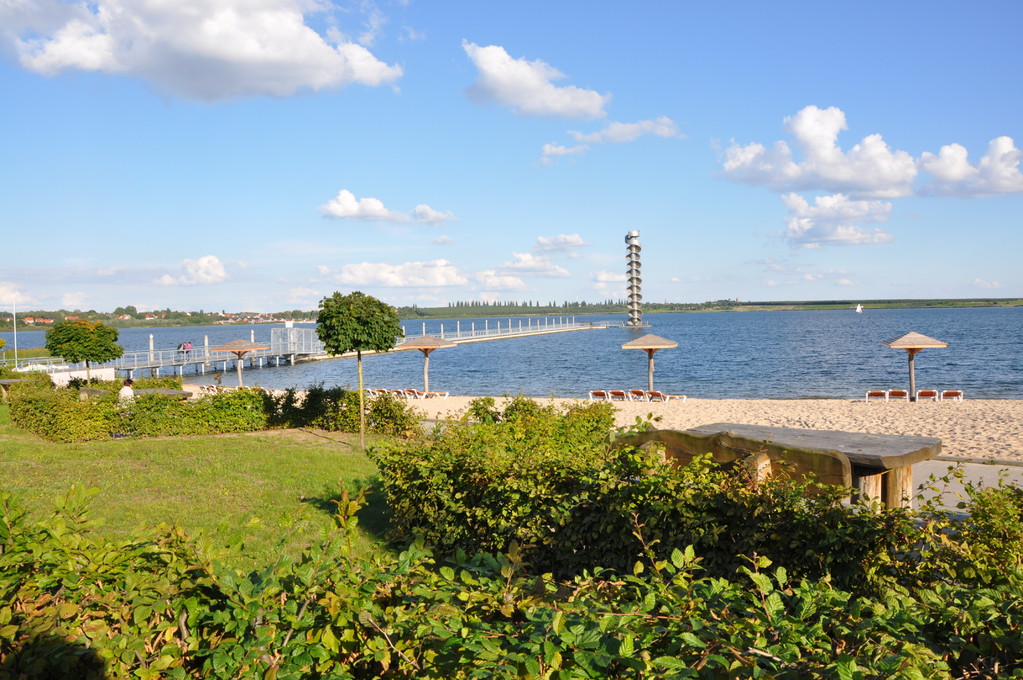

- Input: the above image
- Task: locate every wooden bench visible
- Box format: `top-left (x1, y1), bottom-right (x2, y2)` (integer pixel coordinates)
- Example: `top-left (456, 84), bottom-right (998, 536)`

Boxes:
top-left (619, 422), bottom-right (941, 508)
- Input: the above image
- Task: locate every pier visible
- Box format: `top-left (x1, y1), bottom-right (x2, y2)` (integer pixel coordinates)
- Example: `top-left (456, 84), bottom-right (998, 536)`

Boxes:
top-left (8, 317), bottom-right (610, 379)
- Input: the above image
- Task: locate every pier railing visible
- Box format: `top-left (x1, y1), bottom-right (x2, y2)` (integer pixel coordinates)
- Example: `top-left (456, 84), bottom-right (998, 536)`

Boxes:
top-left (8, 317), bottom-right (607, 376)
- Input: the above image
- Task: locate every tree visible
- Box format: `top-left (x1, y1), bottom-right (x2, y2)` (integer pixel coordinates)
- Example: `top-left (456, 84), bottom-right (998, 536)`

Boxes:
top-left (45, 319), bottom-right (123, 381)
top-left (316, 291), bottom-right (403, 448)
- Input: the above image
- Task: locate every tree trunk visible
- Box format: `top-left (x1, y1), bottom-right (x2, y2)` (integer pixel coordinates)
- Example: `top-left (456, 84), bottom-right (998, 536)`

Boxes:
top-left (85, 360), bottom-right (92, 383)
top-left (357, 350), bottom-right (365, 450)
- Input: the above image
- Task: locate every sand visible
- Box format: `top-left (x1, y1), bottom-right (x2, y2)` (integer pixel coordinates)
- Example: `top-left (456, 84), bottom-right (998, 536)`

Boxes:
top-left (409, 396), bottom-right (1023, 464)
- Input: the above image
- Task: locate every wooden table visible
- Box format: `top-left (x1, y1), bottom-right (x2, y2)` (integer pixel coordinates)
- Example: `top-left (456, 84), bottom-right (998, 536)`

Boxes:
top-left (685, 422), bottom-right (941, 508)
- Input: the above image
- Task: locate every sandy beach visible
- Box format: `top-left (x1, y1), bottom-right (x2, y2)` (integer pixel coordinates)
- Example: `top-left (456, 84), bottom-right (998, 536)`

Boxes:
top-left (409, 396), bottom-right (1023, 465)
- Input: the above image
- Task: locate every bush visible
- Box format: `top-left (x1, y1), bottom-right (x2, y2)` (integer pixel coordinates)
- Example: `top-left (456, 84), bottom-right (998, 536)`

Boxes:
top-left (372, 397), bottom-right (912, 587)
top-left (4, 487), bottom-right (1023, 679)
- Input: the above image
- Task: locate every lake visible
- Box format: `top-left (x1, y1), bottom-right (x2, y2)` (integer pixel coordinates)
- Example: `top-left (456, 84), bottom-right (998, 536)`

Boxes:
top-left (4, 307), bottom-right (1022, 399)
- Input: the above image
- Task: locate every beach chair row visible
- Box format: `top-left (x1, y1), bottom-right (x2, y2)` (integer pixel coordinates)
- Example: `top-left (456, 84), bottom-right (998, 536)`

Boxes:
top-left (589, 389), bottom-right (687, 403)
top-left (368, 388), bottom-right (449, 400)
top-left (865, 389), bottom-right (964, 402)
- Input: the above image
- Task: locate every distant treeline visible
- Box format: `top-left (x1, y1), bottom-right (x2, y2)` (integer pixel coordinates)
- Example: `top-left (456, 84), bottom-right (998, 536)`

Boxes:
top-left (395, 297), bottom-right (1023, 319)
top-left (3, 298), bottom-right (1020, 332)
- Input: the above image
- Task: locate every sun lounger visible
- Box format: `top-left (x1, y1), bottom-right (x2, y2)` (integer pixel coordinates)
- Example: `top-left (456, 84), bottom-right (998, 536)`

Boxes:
top-left (887, 389), bottom-right (910, 401)
top-left (608, 390), bottom-right (631, 401)
top-left (404, 389), bottom-right (426, 399)
top-left (940, 389), bottom-right (964, 401)
top-left (916, 389), bottom-right (939, 401)
top-left (629, 389), bottom-right (649, 401)
top-left (644, 390), bottom-right (686, 402)
top-left (424, 391), bottom-right (449, 399)
top-left (588, 390), bottom-right (611, 401)
top-left (865, 390), bottom-right (887, 402)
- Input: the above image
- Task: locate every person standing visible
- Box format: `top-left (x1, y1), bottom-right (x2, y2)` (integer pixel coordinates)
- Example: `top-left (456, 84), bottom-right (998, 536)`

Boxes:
top-left (118, 378), bottom-right (135, 402)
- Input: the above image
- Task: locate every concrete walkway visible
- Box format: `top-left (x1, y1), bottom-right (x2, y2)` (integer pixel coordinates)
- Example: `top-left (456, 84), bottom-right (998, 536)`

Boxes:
top-left (912, 457), bottom-right (1023, 511)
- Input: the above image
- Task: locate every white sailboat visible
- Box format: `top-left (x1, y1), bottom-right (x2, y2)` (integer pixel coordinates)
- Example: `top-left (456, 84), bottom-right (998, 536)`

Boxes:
top-left (855, 304), bottom-right (863, 314)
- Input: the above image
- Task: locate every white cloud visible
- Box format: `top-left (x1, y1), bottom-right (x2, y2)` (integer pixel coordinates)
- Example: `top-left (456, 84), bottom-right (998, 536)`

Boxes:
top-left (0, 281), bottom-right (35, 306)
top-left (781, 193), bottom-right (894, 248)
top-left (335, 259), bottom-right (468, 287)
top-left (474, 270), bottom-right (526, 290)
top-left (569, 116), bottom-right (683, 144)
top-left (920, 137), bottom-right (1023, 197)
top-left (723, 106), bottom-right (917, 198)
top-left (411, 204), bottom-right (457, 226)
top-left (283, 286), bottom-right (321, 304)
top-left (462, 41), bottom-right (609, 119)
top-left (535, 233), bottom-right (586, 254)
top-left (498, 252), bottom-right (570, 277)
top-left (7, 0), bottom-right (402, 101)
top-left (320, 190), bottom-right (457, 224)
top-left (433, 235), bottom-right (453, 245)
top-left (155, 255), bottom-right (228, 285)
top-left (973, 278), bottom-right (1003, 289)
top-left (593, 270), bottom-right (626, 283)
top-left (62, 292), bottom-right (88, 308)
top-left (540, 142), bottom-right (589, 165)
top-left (320, 189), bottom-right (408, 221)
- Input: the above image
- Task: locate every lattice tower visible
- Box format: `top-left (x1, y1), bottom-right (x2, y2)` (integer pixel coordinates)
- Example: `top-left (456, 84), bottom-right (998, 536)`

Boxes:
top-left (625, 230), bottom-right (643, 326)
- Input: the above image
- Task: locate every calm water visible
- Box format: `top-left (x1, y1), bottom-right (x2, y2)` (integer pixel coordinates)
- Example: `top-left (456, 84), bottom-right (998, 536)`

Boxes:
top-left (4, 308), bottom-right (1022, 399)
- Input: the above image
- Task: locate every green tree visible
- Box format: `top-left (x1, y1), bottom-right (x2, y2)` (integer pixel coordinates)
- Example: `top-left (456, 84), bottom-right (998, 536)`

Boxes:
top-left (315, 291), bottom-right (403, 448)
top-left (44, 319), bottom-right (123, 381)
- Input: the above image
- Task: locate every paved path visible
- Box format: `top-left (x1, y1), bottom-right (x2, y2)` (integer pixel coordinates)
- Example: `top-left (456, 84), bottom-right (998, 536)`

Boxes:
top-left (913, 457), bottom-right (1023, 511)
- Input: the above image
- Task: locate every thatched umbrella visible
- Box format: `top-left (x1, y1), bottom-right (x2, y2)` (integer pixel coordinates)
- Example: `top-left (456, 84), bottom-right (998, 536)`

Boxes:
top-left (622, 333), bottom-right (678, 391)
top-left (402, 335), bottom-right (456, 392)
top-left (882, 332), bottom-right (947, 401)
top-left (210, 339), bottom-right (268, 387)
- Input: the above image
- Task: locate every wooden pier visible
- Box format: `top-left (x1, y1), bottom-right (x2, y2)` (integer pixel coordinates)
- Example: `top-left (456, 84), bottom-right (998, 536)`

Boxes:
top-left (37, 317), bottom-right (611, 379)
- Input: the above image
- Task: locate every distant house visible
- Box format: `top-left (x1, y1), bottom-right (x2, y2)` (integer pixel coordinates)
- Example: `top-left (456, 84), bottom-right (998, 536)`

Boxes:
top-left (65, 316), bottom-right (79, 321)
top-left (23, 317), bottom-right (35, 324)
top-left (144, 314), bottom-right (156, 320)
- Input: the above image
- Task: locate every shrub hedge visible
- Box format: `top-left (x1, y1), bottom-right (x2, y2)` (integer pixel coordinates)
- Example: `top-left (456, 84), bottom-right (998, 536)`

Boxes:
top-left (7, 380), bottom-right (421, 442)
top-left (3, 480), bottom-right (1023, 679)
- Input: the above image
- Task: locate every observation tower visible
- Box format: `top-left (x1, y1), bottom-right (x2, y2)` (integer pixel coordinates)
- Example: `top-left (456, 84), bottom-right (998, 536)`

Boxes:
top-left (625, 230), bottom-right (647, 327)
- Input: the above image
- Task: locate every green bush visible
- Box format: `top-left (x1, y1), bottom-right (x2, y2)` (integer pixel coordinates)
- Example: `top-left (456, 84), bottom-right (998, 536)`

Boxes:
top-left (8, 381), bottom-right (117, 443)
top-left (372, 397), bottom-right (912, 587)
top-left (4, 486), bottom-right (1023, 679)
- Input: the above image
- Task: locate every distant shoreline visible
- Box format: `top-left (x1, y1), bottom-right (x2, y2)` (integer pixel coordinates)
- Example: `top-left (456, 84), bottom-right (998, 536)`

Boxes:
top-left (2, 298), bottom-right (1021, 333)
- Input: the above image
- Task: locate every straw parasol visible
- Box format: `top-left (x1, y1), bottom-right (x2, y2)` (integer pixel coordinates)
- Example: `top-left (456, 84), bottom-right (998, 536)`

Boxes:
top-left (622, 333), bottom-right (678, 391)
top-left (881, 332), bottom-right (947, 401)
top-left (402, 335), bottom-right (456, 392)
top-left (210, 339), bottom-right (268, 387)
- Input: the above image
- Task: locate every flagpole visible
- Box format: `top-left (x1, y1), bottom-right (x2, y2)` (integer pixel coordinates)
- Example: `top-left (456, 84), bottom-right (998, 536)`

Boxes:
top-left (12, 294), bottom-right (17, 364)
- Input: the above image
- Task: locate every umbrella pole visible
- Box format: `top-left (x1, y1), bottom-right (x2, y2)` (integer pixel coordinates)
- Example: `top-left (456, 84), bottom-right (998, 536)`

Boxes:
top-left (907, 349), bottom-right (920, 402)
top-left (236, 352), bottom-right (244, 387)
top-left (647, 350), bottom-right (655, 392)
top-left (422, 350), bottom-right (431, 392)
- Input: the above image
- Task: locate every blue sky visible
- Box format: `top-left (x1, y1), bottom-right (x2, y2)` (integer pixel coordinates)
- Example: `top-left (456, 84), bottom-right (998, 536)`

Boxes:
top-left (2, 0), bottom-right (1021, 313)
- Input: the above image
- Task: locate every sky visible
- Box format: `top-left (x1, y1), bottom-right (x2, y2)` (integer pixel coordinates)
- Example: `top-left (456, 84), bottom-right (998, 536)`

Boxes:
top-left (2, 0), bottom-right (1022, 314)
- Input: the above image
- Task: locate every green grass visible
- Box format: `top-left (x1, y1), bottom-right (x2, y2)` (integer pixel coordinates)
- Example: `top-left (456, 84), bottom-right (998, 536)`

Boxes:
top-left (0, 403), bottom-right (393, 571)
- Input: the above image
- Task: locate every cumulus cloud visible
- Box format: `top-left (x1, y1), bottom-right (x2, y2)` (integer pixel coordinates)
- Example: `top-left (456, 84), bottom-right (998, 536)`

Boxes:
top-left (593, 270), bottom-right (626, 283)
top-left (411, 204), bottom-right (457, 226)
top-left (155, 255), bottom-right (229, 286)
top-left (535, 233), bottom-right (586, 254)
top-left (540, 142), bottom-right (589, 165)
top-left (335, 259), bottom-right (468, 287)
top-left (474, 270), bottom-right (526, 290)
top-left (781, 193), bottom-right (894, 249)
top-left (462, 41), bottom-right (609, 119)
top-left (569, 116), bottom-right (683, 144)
top-left (723, 106), bottom-right (917, 198)
top-left (919, 137), bottom-right (1023, 197)
top-left (0, 281), bottom-right (35, 306)
top-left (592, 269), bottom-right (627, 295)
top-left (433, 235), bottom-right (453, 245)
top-left (497, 252), bottom-right (570, 277)
top-left (973, 278), bottom-right (1003, 289)
top-left (320, 190), bottom-right (409, 221)
top-left (320, 190), bottom-right (456, 224)
top-left (62, 292), bottom-right (88, 308)
top-left (6, 0), bottom-right (402, 101)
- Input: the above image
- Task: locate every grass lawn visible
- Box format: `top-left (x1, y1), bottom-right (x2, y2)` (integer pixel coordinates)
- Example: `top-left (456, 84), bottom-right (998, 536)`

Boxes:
top-left (0, 403), bottom-right (393, 571)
